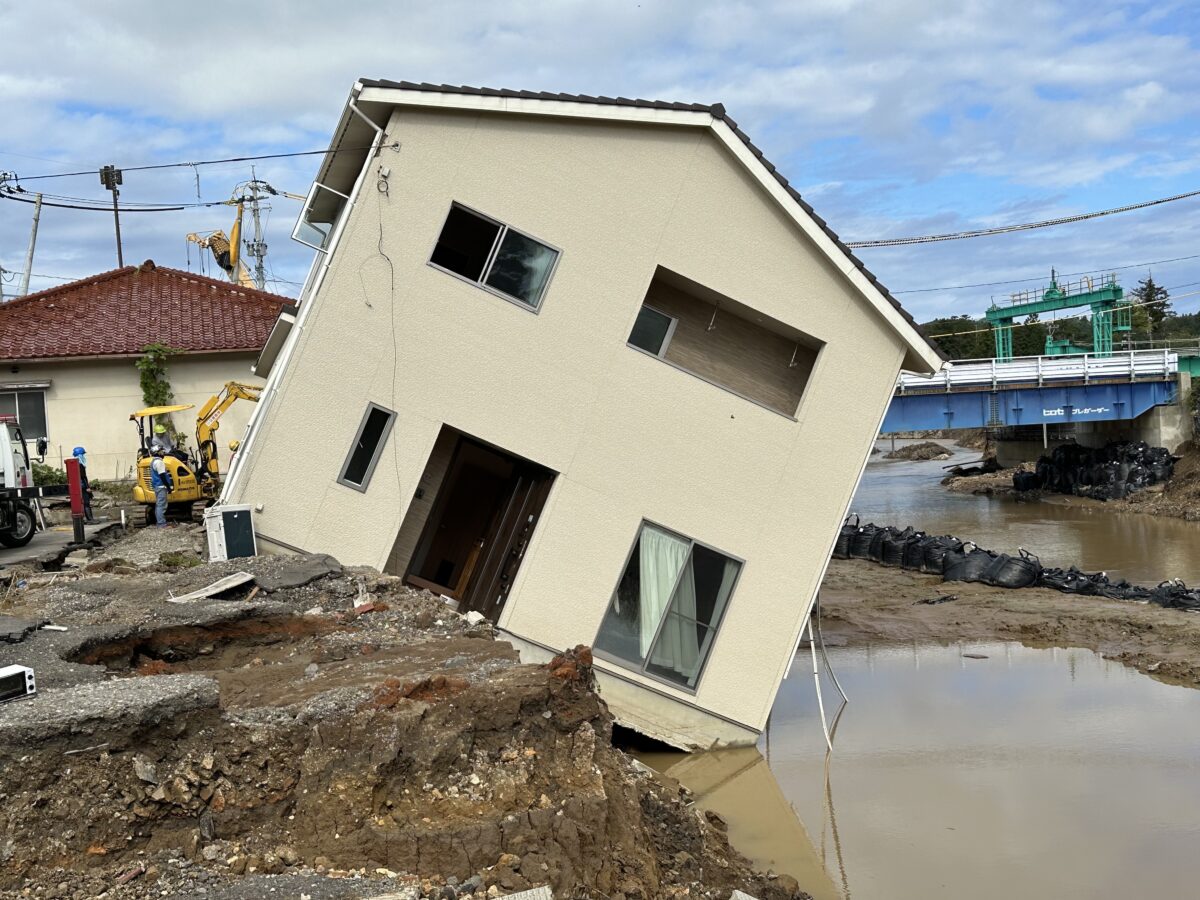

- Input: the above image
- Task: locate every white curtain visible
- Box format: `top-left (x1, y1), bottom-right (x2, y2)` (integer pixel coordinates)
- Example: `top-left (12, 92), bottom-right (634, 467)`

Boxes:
top-left (638, 526), bottom-right (690, 658)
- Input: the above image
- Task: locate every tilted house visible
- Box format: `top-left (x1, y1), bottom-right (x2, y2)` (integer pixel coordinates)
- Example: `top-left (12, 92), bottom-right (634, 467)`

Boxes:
top-left (0, 262), bottom-right (286, 479)
top-left (225, 81), bottom-right (943, 749)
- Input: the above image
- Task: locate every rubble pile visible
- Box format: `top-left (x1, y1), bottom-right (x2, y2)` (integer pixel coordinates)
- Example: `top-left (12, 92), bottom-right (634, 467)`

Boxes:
top-left (0, 526), bottom-right (804, 900)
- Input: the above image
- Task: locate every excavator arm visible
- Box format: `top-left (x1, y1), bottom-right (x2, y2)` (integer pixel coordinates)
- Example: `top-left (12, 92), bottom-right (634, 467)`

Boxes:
top-left (195, 381), bottom-right (262, 482)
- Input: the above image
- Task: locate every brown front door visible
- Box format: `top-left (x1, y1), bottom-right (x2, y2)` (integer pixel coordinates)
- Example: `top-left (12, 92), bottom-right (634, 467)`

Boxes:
top-left (405, 436), bottom-right (555, 623)
top-left (460, 462), bottom-right (555, 622)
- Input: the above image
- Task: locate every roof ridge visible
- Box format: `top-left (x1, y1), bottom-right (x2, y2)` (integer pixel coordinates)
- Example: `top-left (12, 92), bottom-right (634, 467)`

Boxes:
top-left (6, 265), bottom-right (136, 308)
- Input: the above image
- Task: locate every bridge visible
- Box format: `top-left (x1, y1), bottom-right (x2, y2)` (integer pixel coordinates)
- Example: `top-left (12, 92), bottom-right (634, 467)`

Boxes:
top-left (883, 349), bottom-right (1181, 433)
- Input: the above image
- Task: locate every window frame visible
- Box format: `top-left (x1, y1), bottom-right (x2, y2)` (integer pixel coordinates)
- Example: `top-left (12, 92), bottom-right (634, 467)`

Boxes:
top-left (336, 402), bottom-right (397, 492)
top-left (626, 304), bottom-right (678, 358)
top-left (426, 201), bottom-right (562, 313)
top-left (292, 181), bottom-right (352, 252)
top-left (593, 519), bottom-right (744, 694)
top-left (0, 389), bottom-right (48, 441)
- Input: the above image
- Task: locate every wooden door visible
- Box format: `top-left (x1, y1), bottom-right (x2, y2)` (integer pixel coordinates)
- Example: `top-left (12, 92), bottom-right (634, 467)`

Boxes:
top-left (461, 462), bottom-right (555, 623)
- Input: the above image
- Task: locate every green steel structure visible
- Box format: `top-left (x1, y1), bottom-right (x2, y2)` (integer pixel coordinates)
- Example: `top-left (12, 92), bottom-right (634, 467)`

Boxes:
top-left (985, 271), bottom-right (1131, 360)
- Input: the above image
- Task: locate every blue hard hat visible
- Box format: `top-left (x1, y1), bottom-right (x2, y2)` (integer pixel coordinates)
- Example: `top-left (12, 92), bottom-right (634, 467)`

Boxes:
top-left (72, 446), bottom-right (86, 456)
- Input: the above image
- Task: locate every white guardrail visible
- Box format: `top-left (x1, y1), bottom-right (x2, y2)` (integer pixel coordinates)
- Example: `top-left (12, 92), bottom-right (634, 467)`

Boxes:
top-left (898, 349), bottom-right (1179, 393)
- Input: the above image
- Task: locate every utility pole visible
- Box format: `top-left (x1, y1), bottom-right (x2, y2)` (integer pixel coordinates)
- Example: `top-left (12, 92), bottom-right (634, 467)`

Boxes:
top-left (246, 167), bottom-right (267, 290)
top-left (99, 165), bottom-right (124, 267)
top-left (17, 193), bottom-right (43, 296)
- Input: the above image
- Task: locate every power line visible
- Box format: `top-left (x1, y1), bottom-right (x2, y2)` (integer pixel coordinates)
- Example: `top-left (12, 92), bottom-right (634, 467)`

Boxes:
top-left (848, 187), bottom-right (1200, 248)
top-left (0, 193), bottom-right (194, 213)
top-left (892, 253), bottom-right (1200, 295)
top-left (6, 145), bottom-right (382, 183)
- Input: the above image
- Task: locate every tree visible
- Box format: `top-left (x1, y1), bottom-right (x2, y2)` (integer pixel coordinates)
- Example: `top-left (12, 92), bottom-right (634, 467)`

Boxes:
top-left (1131, 276), bottom-right (1172, 332)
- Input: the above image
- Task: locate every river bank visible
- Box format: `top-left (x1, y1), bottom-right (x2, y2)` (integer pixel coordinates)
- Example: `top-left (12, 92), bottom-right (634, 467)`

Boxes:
top-left (0, 524), bottom-right (804, 900)
top-left (820, 558), bottom-right (1200, 686)
top-left (943, 441), bottom-right (1200, 521)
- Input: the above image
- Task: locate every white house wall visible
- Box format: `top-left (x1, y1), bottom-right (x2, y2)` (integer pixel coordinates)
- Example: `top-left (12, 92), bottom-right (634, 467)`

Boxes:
top-left (228, 107), bottom-right (906, 738)
top-left (13, 354), bottom-right (261, 479)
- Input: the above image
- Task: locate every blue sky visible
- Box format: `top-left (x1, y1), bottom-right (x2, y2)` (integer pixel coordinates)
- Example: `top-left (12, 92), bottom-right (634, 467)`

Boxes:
top-left (2, 0), bottom-right (1199, 322)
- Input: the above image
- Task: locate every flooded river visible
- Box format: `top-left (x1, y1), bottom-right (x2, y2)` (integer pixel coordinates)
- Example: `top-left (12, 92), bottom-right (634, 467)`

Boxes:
top-left (857, 440), bottom-right (1200, 584)
top-left (642, 441), bottom-right (1200, 899)
top-left (647, 642), bottom-right (1200, 900)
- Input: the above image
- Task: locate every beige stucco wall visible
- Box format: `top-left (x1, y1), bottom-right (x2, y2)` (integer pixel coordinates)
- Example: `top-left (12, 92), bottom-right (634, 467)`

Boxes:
top-left (8, 353), bottom-right (261, 479)
top-left (230, 107), bottom-right (907, 740)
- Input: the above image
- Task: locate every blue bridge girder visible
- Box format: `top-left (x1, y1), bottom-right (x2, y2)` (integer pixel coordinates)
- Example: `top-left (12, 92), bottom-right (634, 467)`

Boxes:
top-left (882, 379), bottom-right (1177, 433)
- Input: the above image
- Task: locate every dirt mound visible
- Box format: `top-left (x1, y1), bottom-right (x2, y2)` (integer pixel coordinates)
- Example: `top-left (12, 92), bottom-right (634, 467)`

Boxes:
top-left (884, 441), bottom-right (953, 461)
top-left (0, 528), bottom-right (805, 900)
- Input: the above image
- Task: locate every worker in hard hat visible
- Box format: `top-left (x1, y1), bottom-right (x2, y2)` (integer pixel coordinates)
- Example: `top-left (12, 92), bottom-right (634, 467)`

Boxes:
top-left (71, 446), bottom-right (96, 523)
top-left (152, 422), bottom-right (176, 454)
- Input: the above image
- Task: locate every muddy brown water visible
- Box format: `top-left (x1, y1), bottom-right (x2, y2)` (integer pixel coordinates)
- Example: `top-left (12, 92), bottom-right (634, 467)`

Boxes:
top-left (645, 642), bottom-right (1200, 899)
top-left (858, 440), bottom-right (1200, 585)
top-left (641, 443), bottom-right (1200, 897)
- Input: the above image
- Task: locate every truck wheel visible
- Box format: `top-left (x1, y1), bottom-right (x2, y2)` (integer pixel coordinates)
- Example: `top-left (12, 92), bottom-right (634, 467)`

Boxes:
top-left (0, 504), bottom-right (36, 548)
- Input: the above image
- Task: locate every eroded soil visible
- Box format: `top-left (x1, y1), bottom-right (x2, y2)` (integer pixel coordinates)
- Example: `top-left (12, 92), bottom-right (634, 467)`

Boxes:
top-left (822, 558), bottom-right (1200, 686)
top-left (0, 525), bottom-right (807, 900)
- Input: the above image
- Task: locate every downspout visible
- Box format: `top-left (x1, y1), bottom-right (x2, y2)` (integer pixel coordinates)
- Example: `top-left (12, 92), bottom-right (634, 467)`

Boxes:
top-left (220, 88), bottom-right (388, 503)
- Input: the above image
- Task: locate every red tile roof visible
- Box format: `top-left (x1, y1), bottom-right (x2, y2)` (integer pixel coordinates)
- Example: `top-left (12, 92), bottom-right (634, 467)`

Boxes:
top-left (0, 261), bottom-right (290, 361)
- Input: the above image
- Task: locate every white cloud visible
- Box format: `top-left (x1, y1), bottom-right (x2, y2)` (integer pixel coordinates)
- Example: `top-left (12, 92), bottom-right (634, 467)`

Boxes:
top-left (1, 0), bottom-right (1197, 315)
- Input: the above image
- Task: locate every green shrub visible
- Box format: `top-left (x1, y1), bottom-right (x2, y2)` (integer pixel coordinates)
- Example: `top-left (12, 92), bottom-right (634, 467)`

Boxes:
top-left (32, 462), bottom-right (66, 486)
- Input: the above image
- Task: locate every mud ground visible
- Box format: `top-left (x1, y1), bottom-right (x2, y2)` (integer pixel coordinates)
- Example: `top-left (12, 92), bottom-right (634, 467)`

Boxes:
top-left (821, 558), bottom-right (1200, 686)
top-left (0, 524), bottom-right (807, 900)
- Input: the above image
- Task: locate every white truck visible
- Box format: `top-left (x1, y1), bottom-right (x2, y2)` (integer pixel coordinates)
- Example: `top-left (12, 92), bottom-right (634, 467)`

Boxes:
top-left (0, 417), bottom-right (54, 548)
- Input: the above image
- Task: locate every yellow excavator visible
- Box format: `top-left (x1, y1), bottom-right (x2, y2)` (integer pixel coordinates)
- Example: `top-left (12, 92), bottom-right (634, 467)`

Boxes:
top-left (130, 381), bottom-right (261, 523)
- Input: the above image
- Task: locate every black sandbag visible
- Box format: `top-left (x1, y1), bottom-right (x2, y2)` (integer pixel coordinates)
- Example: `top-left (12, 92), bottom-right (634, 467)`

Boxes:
top-left (1098, 580), bottom-right (1150, 602)
top-left (833, 514), bottom-right (859, 559)
top-left (848, 523), bottom-right (879, 560)
top-left (942, 543), bottom-right (998, 583)
top-left (1039, 566), bottom-right (1104, 596)
top-left (1149, 580), bottom-right (1200, 610)
top-left (1013, 471), bottom-right (1040, 492)
top-left (903, 533), bottom-right (931, 570)
top-left (982, 548), bottom-right (1041, 589)
top-left (881, 527), bottom-right (916, 567)
top-left (868, 526), bottom-right (890, 563)
top-left (921, 536), bottom-right (963, 575)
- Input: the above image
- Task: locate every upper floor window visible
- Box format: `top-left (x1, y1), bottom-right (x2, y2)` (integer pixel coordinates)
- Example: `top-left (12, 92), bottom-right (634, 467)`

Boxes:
top-left (429, 204), bottom-right (560, 310)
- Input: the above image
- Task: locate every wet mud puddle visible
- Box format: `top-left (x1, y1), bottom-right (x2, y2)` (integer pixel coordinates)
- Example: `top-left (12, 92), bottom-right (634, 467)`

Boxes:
top-left (756, 641), bottom-right (1200, 899)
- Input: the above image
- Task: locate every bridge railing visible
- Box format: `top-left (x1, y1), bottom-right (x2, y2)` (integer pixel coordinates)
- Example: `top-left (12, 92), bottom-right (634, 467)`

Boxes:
top-left (898, 349), bottom-right (1178, 393)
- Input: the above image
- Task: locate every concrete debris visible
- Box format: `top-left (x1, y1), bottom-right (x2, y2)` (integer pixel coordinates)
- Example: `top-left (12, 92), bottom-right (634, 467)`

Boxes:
top-left (0, 615), bottom-right (45, 644)
top-left (464, 611), bottom-right (486, 626)
top-left (253, 554), bottom-right (343, 592)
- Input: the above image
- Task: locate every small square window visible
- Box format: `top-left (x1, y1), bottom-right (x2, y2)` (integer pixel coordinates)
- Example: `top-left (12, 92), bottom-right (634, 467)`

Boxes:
top-left (429, 204), bottom-right (559, 310)
top-left (338, 404), bottom-right (396, 491)
top-left (628, 305), bottom-right (677, 357)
